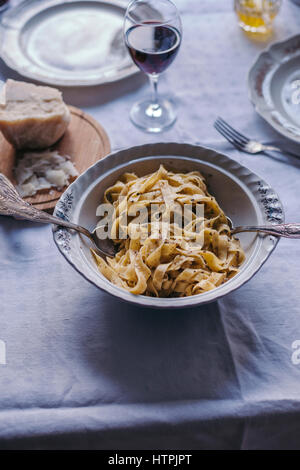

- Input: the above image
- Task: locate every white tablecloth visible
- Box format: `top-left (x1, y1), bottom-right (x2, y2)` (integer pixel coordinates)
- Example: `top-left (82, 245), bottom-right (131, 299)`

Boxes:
top-left (1, 0), bottom-right (300, 450)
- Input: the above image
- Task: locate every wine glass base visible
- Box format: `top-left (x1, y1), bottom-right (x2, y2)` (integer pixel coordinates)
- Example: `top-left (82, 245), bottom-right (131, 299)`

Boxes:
top-left (130, 98), bottom-right (177, 133)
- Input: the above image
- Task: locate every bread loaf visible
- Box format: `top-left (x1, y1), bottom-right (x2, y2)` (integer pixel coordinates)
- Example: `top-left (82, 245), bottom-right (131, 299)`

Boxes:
top-left (0, 79), bottom-right (70, 150)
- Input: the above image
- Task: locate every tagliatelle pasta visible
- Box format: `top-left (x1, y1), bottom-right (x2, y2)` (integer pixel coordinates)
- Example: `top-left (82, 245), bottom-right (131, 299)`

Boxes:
top-left (91, 165), bottom-right (245, 297)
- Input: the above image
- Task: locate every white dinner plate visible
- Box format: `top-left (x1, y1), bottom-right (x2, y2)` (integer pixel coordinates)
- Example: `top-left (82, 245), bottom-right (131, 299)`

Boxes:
top-left (0, 0), bottom-right (138, 86)
top-left (249, 34), bottom-right (300, 143)
top-left (53, 142), bottom-right (284, 309)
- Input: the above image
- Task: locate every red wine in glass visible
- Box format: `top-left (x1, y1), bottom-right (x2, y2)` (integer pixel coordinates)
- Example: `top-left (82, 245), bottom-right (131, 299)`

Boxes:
top-left (123, 0), bottom-right (182, 132)
top-left (125, 23), bottom-right (181, 75)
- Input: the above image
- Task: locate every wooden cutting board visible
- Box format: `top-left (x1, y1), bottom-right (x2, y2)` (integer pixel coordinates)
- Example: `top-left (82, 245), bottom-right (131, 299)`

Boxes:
top-left (0, 105), bottom-right (111, 211)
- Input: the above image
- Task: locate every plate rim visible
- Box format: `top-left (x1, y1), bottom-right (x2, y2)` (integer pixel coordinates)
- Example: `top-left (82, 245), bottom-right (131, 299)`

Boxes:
top-left (52, 142), bottom-right (284, 309)
top-left (248, 33), bottom-right (300, 143)
top-left (0, 0), bottom-right (139, 87)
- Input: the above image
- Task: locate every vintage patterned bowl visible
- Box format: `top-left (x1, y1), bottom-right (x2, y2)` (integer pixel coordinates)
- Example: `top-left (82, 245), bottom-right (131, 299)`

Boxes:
top-left (53, 143), bottom-right (284, 308)
top-left (248, 34), bottom-right (300, 143)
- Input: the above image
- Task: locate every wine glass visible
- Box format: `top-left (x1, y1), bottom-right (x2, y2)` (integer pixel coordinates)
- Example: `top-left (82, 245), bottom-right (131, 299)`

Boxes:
top-left (0, 0), bottom-right (10, 13)
top-left (124, 0), bottom-right (182, 133)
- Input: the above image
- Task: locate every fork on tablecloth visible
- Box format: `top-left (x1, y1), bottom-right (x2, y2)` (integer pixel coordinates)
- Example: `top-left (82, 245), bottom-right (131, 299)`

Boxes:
top-left (214, 117), bottom-right (300, 159)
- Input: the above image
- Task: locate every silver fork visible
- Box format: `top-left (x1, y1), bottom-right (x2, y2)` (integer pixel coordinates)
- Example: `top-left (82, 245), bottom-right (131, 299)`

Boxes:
top-left (214, 117), bottom-right (300, 159)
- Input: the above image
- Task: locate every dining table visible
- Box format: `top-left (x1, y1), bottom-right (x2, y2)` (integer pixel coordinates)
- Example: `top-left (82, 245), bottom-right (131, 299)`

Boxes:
top-left (1, 0), bottom-right (300, 450)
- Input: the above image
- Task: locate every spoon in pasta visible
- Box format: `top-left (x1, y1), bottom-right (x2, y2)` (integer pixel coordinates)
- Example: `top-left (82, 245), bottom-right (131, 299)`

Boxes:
top-left (2, 170), bottom-right (300, 258)
top-left (226, 216), bottom-right (300, 238)
top-left (0, 173), bottom-right (116, 258)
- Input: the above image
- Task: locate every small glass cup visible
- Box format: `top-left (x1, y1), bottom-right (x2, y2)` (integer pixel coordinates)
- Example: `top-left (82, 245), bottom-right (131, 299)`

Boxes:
top-left (234, 0), bottom-right (282, 35)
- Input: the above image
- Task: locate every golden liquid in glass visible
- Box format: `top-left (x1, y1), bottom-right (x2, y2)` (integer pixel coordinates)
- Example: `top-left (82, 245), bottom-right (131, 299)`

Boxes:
top-left (235, 0), bottom-right (279, 34)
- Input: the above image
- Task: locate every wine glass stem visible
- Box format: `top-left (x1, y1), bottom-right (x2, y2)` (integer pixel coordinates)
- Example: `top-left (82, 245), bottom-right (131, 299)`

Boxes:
top-left (148, 74), bottom-right (160, 110)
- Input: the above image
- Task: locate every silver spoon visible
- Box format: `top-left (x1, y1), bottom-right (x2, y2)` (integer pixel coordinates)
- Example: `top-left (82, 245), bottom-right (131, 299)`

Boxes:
top-left (0, 173), bottom-right (115, 257)
top-left (227, 217), bottom-right (300, 238)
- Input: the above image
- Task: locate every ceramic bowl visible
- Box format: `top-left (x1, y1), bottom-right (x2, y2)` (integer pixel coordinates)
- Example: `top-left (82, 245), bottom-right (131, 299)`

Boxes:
top-left (53, 143), bottom-right (284, 308)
